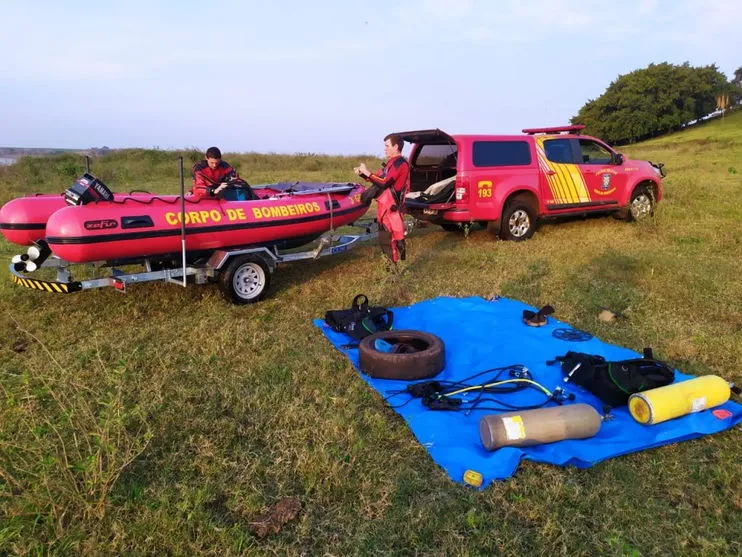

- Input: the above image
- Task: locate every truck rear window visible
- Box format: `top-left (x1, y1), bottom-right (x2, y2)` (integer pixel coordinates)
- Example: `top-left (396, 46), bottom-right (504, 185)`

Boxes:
top-left (473, 141), bottom-right (531, 167)
top-left (414, 144), bottom-right (457, 166)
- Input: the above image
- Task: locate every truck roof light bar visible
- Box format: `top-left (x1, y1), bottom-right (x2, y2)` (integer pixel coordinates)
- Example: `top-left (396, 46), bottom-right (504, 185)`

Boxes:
top-left (522, 125), bottom-right (585, 135)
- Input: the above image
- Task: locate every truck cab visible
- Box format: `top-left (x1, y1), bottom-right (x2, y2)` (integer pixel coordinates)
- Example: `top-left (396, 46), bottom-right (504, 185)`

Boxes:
top-left (401, 126), bottom-right (664, 240)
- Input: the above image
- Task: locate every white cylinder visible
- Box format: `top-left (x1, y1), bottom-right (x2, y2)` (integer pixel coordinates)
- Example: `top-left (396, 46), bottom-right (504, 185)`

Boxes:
top-left (480, 404), bottom-right (602, 451)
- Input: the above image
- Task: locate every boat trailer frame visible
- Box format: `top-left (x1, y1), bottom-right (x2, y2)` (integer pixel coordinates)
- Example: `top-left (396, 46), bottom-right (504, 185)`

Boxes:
top-left (9, 220), bottom-right (381, 303)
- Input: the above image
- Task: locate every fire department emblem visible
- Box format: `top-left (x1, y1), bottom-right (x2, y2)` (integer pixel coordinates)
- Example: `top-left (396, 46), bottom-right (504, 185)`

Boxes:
top-left (601, 173), bottom-right (612, 191)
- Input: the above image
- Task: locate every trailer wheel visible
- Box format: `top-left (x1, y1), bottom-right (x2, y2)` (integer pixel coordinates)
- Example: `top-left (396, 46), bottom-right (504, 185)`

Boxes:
top-left (218, 254), bottom-right (271, 304)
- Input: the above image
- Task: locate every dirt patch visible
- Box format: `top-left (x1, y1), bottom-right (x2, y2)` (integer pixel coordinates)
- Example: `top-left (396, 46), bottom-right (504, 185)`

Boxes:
top-left (249, 497), bottom-right (302, 539)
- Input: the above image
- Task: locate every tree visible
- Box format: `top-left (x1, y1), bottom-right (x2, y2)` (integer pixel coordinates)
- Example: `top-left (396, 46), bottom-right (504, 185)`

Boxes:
top-left (733, 67), bottom-right (742, 88)
top-left (732, 67), bottom-right (742, 104)
top-left (571, 63), bottom-right (734, 144)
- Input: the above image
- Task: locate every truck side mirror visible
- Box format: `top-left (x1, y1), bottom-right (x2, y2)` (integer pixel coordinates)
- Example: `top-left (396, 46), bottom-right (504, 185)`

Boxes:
top-left (614, 153), bottom-right (624, 165)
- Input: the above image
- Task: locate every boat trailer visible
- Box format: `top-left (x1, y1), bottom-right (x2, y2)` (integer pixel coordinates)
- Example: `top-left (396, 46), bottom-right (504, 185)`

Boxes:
top-left (8, 221), bottom-right (381, 304)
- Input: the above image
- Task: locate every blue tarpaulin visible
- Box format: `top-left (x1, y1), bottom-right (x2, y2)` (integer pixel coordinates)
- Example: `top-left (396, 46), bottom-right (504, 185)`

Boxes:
top-left (314, 296), bottom-right (742, 487)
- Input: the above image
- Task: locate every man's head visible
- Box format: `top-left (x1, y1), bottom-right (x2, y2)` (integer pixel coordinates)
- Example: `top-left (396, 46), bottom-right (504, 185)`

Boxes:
top-left (205, 146), bottom-right (222, 169)
top-left (383, 134), bottom-right (403, 158)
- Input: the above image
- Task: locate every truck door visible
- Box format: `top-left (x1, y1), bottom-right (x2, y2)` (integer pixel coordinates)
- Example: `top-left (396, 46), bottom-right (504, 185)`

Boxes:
top-left (575, 139), bottom-right (627, 204)
top-left (534, 137), bottom-right (591, 212)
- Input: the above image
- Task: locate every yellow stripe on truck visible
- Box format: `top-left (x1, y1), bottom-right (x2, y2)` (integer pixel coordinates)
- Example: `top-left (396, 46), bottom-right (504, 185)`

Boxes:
top-left (534, 137), bottom-right (591, 204)
top-left (534, 140), bottom-right (566, 202)
top-left (565, 164), bottom-right (590, 202)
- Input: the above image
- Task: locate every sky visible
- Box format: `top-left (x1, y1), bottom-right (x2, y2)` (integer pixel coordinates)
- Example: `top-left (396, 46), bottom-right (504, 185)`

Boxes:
top-left (0, 0), bottom-right (739, 156)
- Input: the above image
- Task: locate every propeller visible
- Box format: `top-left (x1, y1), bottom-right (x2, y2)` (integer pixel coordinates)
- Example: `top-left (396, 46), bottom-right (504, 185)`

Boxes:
top-left (11, 241), bottom-right (51, 273)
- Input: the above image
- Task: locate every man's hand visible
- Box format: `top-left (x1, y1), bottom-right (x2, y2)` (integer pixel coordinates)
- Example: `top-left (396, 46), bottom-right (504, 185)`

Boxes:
top-left (213, 183), bottom-right (229, 195)
top-left (354, 163), bottom-right (370, 178)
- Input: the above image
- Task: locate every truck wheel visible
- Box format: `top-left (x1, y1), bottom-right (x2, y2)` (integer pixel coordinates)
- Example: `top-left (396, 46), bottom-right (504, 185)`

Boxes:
top-left (440, 223), bottom-right (462, 232)
top-left (500, 201), bottom-right (535, 241)
top-left (218, 254), bottom-right (271, 304)
top-left (628, 186), bottom-right (654, 221)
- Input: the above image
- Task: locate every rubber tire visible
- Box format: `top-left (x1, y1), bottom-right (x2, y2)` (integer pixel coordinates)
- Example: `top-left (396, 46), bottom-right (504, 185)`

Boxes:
top-left (628, 186), bottom-right (654, 221)
top-left (218, 254), bottom-right (271, 304)
top-left (359, 330), bottom-right (445, 380)
top-left (499, 201), bottom-right (536, 241)
top-left (440, 223), bottom-right (462, 232)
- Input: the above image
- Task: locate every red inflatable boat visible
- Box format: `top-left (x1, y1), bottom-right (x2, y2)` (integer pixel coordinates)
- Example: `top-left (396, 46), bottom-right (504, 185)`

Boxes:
top-left (0, 191), bottom-right (160, 246)
top-left (1, 174), bottom-right (368, 263)
top-left (0, 193), bottom-right (68, 245)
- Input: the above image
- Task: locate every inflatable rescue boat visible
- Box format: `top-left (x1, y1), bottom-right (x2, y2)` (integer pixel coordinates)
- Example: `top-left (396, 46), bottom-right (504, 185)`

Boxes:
top-left (1, 173), bottom-right (368, 263)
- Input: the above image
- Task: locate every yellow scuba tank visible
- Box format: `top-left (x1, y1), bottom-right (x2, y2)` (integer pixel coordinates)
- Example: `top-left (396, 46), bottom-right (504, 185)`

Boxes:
top-left (628, 375), bottom-right (731, 425)
top-left (479, 404), bottom-right (602, 451)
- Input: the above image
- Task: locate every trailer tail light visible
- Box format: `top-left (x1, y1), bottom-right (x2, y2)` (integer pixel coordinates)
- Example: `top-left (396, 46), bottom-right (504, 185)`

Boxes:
top-left (456, 177), bottom-right (470, 203)
top-left (112, 277), bottom-right (126, 291)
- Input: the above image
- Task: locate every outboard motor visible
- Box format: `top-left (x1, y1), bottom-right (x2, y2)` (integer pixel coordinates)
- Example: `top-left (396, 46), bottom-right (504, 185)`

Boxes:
top-left (64, 173), bottom-right (114, 206)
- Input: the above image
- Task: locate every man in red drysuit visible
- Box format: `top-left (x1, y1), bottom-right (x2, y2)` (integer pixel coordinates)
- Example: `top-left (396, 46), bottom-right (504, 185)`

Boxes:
top-left (354, 133), bottom-right (409, 263)
top-left (191, 146), bottom-right (245, 198)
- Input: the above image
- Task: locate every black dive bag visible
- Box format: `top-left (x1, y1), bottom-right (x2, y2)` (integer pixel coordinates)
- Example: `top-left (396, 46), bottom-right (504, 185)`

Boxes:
top-left (551, 348), bottom-right (675, 407)
top-left (324, 294), bottom-right (394, 340)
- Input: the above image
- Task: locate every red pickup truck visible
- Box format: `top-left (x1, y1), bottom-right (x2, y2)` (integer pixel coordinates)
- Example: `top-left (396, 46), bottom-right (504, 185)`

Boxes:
top-left (401, 125), bottom-right (665, 240)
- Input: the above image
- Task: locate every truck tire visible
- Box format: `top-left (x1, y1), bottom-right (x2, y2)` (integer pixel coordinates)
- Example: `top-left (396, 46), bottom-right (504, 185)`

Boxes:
top-left (440, 223), bottom-right (462, 232)
top-left (218, 254), bottom-right (271, 304)
top-left (500, 201), bottom-right (536, 241)
top-left (628, 186), bottom-right (654, 221)
top-left (358, 330), bottom-right (445, 380)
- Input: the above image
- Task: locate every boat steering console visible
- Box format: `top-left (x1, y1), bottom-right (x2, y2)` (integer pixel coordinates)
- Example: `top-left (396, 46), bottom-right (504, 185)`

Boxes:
top-left (218, 179), bottom-right (259, 201)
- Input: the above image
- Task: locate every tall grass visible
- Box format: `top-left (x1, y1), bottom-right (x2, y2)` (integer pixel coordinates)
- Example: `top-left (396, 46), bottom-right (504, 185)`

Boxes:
top-left (0, 149), bottom-right (380, 205)
top-left (0, 113), bottom-right (740, 554)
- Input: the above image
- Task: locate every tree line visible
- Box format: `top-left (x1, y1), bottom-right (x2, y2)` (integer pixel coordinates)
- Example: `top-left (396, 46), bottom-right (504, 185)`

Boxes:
top-left (571, 63), bottom-right (742, 145)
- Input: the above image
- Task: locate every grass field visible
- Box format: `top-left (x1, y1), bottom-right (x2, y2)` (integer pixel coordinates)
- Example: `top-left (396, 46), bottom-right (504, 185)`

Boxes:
top-left (1, 113), bottom-right (740, 555)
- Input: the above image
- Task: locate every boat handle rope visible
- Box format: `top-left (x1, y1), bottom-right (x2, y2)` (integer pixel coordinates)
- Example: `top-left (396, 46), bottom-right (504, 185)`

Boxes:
top-left (326, 192), bottom-right (334, 233)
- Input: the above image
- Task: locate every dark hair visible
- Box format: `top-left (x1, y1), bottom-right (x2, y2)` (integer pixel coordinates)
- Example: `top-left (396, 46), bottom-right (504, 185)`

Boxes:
top-left (205, 146), bottom-right (222, 159)
top-left (384, 134), bottom-right (404, 152)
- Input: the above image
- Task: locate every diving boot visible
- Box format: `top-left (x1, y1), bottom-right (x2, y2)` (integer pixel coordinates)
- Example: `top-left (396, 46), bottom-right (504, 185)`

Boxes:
top-left (396, 239), bottom-right (406, 261)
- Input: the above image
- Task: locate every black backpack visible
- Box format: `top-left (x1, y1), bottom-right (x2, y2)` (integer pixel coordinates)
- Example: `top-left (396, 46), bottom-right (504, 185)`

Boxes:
top-left (549, 348), bottom-right (675, 407)
top-left (324, 294), bottom-right (394, 340)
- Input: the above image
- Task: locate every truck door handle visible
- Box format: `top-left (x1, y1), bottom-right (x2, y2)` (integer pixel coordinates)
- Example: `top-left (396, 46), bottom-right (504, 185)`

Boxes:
top-left (545, 170), bottom-right (556, 176)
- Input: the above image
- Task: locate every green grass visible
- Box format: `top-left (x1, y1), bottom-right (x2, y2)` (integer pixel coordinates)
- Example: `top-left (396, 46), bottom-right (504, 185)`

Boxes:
top-left (1, 113), bottom-right (741, 554)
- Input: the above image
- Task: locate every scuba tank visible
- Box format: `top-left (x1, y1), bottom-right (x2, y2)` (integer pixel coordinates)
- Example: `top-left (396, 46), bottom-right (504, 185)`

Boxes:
top-left (628, 375), bottom-right (732, 425)
top-left (479, 404), bottom-right (602, 451)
